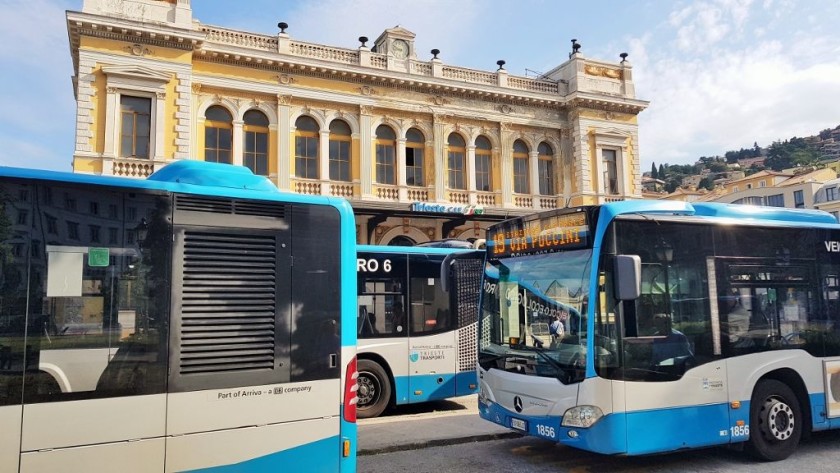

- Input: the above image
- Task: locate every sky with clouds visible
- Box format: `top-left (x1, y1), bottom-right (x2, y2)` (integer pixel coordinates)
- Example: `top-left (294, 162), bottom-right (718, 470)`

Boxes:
top-left (0, 0), bottom-right (838, 172)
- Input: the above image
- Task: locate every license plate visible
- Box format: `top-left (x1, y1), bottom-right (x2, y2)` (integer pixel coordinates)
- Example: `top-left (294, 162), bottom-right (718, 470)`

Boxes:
top-left (510, 418), bottom-right (527, 431)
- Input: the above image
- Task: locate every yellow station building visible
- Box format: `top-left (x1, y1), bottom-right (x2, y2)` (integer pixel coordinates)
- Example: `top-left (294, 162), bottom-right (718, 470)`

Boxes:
top-left (67, 0), bottom-right (648, 244)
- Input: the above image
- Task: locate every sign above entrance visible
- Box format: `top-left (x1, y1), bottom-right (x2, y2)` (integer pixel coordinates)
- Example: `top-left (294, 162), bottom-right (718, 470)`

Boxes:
top-left (411, 202), bottom-right (485, 215)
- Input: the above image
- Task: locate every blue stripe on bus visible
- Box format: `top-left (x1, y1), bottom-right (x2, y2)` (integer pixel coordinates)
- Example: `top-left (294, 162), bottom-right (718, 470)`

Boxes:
top-left (392, 371), bottom-right (478, 405)
top-left (189, 436), bottom-right (349, 473)
top-left (480, 400), bottom-right (734, 455)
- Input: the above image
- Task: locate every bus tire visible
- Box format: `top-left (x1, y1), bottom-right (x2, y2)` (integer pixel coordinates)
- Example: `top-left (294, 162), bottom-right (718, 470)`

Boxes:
top-left (357, 359), bottom-right (391, 419)
top-left (747, 379), bottom-right (802, 461)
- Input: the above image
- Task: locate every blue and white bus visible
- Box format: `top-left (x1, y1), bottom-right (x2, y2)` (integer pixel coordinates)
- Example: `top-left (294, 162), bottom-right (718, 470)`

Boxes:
top-left (355, 244), bottom-right (483, 418)
top-left (0, 161), bottom-right (358, 472)
top-left (478, 200), bottom-right (840, 460)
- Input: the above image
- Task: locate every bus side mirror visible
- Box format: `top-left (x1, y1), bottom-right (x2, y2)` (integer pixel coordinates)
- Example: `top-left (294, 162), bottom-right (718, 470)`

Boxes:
top-left (614, 255), bottom-right (641, 300)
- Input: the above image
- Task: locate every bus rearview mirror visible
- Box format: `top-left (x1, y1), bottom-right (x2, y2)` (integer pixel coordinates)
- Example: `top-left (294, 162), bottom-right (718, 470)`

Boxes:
top-left (614, 255), bottom-right (641, 300)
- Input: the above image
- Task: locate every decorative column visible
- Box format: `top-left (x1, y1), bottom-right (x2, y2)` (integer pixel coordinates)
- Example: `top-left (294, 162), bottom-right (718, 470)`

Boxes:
top-left (359, 106), bottom-right (374, 198)
top-left (466, 144), bottom-right (477, 204)
top-left (433, 115), bottom-right (446, 202)
top-left (529, 150), bottom-right (541, 209)
top-left (397, 137), bottom-right (407, 201)
top-left (153, 92), bottom-right (166, 161)
top-left (103, 87), bottom-right (118, 158)
top-left (319, 129), bottom-right (331, 195)
top-left (232, 119), bottom-right (244, 167)
top-left (499, 123), bottom-right (514, 208)
top-left (276, 95), bottom-right (292, 190)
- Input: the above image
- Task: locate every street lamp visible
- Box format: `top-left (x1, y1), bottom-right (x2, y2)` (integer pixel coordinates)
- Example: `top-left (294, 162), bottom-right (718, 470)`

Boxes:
top-left (135, 218), bottom-right (149, 248)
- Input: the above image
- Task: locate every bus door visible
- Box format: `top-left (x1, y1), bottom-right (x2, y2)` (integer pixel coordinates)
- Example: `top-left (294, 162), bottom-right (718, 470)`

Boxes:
top-left (357, 252), bottom-right (410, 405)
top-left (444, 251), bottom-right (484, 396)
top-left (407, 254), bottom-right (458, 403)
top-left (716, 258), bottom-right (817, 435)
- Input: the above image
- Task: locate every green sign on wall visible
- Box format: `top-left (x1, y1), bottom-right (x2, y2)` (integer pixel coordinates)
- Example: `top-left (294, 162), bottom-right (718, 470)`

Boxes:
top-left (88, 247), bottom-right (110, 267)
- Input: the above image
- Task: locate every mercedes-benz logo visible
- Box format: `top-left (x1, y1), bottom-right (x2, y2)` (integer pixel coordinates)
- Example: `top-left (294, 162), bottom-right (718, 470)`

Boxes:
top-left (513, 396), bottom-right (523, 413)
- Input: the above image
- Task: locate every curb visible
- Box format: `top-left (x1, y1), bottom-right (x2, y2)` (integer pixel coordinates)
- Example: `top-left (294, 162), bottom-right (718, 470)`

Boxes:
top-left (357, 432), bottom-right (523, 456)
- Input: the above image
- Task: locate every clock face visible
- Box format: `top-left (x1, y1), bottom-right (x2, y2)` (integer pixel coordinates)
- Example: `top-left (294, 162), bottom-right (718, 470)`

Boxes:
top-left (392, 39), bottom-right (409, 59)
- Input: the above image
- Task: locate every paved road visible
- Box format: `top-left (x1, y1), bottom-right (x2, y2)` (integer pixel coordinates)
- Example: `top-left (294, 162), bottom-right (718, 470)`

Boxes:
top-left (359, 431), bottom-right (840, 473)
top-left (357, 394), bottom-right (516, 455)
top-left (357, 395), bottom-right (840, 473)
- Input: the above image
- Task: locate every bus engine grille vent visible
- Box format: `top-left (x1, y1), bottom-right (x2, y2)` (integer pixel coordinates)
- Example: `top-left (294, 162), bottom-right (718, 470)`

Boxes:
top-left (178, 231), bottom-right (277, 375)
top-left (454, 257), bottom-right (483, 373)
top-left (175, 195), bottom-right (286, 219)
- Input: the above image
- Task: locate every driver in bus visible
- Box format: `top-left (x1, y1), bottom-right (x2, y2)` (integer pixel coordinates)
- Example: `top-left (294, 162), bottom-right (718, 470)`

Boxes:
top-left (651, 313), bottom-right (693, 366)
top-left (724, 289), bottom-right (750, 343)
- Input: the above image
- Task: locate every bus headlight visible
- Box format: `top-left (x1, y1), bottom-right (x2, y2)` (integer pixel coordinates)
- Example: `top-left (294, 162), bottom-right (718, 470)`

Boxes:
top-left (561, 406), bottom-right (604, 428)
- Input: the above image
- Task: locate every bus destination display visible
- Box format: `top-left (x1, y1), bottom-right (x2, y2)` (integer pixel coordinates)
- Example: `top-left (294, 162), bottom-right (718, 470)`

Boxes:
top-left (489, 212), bottom-right (589, 258)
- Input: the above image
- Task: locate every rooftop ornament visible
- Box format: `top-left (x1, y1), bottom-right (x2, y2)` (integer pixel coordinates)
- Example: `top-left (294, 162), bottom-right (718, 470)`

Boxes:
top-left (620, 52), bottom-right (629, 63)
top-left (570, 38), bottom-right (581, 57)
top-left (277, 22), bottom-right (288, 34)
top-left (496, 60), bottom-right (506, 71)
top-left (431, 48), bottom-right (440, 60)
top-left (359, 36), bottom-right (368, 47)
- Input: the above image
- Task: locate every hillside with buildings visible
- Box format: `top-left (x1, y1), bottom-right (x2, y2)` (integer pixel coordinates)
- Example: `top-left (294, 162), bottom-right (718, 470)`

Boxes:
top-left (641, 124), bottom-right (840, 220)
top-left (645, 124), bottom-right (840, 194)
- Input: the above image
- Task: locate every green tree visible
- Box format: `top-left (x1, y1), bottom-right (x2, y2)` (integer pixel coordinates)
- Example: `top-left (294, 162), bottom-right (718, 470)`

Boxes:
top-left (658, 164), bottom-right (665, 178)
top-left (765, 137), bottom-right (820, 171)
top-left (709, 162), bottom-right (728, 173)
top-left (698, 176), bottom-right (715, 191)
top-left (650, 162), bottom-right (658, 179)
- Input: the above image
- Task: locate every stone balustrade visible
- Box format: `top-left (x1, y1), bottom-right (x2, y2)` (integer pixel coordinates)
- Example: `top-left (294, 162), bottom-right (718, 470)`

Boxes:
top-left (195, 25), bottom-right (632, 98)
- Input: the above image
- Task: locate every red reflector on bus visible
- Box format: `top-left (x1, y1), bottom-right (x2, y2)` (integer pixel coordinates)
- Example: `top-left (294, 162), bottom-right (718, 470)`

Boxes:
top-left (344, 356), bottom-right (358, 423)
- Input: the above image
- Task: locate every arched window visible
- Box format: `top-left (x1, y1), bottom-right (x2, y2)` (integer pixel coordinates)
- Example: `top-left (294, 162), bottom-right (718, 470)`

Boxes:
top-left (538, 142), bottom-right (554, 195)
top-left (387, 235), bottom-right (415, 246)
top-left (375, 125), bottom-right (396, 184)
top-left (243, 109), bottom-right (269, 176)
top-left (513, 140), bottom-right (529, 194)
top-left (295, 115), bottom-right (319, 179)
top-left (204, 105), bottom-right (232, 164)
top-left (447, 133), bottom-right (466, 190)
top-left (475, 136), bottom-right (492, 192)
top-left (329, 119), bottom-right (351, 181)
top-left (406, 128), bottom-right (425, 187)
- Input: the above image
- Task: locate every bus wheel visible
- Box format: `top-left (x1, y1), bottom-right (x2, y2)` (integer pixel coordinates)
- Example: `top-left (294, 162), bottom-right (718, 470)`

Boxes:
top-left (357, 360), bottom-right (391, 419)
top-left (747, 379), bottom-right (802, 461)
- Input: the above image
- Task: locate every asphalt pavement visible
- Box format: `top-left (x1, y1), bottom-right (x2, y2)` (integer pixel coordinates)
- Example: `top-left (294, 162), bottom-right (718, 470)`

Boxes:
top-left (357, 394), bottom-right (520, 455)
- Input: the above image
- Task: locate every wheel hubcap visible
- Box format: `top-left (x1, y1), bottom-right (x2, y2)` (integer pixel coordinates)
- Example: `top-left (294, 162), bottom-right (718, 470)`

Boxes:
top-left (358, 373), bottom-right (379, 407)
top-left (765, 398), bottom-right (795, 441)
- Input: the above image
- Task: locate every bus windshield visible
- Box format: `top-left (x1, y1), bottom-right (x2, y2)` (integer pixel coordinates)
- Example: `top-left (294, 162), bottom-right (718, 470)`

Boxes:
top-left (479, 249), bottom-right (592, 383)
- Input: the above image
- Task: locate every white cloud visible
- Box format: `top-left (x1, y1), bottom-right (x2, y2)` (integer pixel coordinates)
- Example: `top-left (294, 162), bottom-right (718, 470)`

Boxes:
top-left (0, 0), bottom-right (76, 170)
top-left (635, 0), bottom-right (840, 168)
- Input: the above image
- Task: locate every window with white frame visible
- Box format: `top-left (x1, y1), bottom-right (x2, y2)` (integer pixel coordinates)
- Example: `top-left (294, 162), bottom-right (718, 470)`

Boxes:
top-left (119, 96), bottom-right (151, 159)
top-left (329, 120), bottom-right (352, 182)
top-left (295, 116), bottom-right (320, 179)
top-left (766, 194), bottom-right (784, 207)
top-left (447, 133), bottom-right (466, 190)
top-left (405, 128), bottom-right (425, 187)
top-left (375, 125), bottom-right (396, 184)
top-left (243, 109), bottom-right (269, 176)
top-left (204, 105), bottom-right (232, 164)
top-left (602, 149), bottom-right (618, 194)
top-left (794, 190), bottom-right (805, 208)
top-left (537, 142), bottom-right (554, 195)
top-left (513, 140), bottom-right (529, 194)
top-left (475, 136), bottom-right (492, 192)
